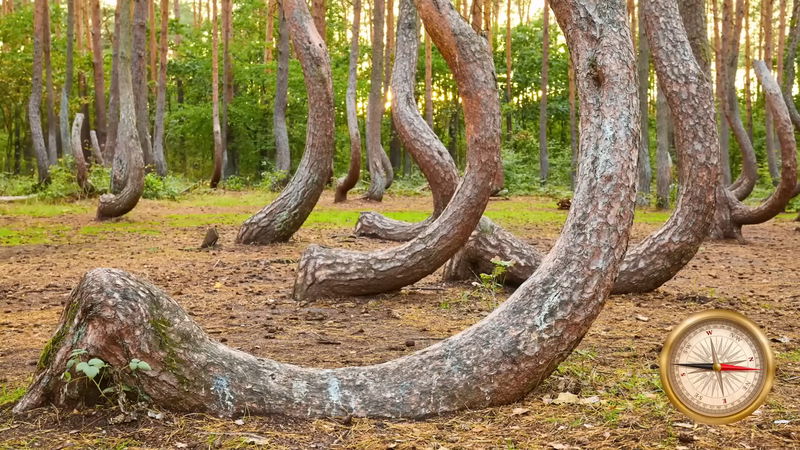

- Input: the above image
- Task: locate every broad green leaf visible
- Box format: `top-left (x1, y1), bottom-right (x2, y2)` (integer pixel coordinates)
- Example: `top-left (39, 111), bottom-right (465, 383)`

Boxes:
top-left (81, 365), bottom-right (100, 379)
top-left (88, 358), bottom-right (106, 368)
top-left (137, 361), bottom-right (152, 371)
top-left (65, 358), bottom-right (77, 370)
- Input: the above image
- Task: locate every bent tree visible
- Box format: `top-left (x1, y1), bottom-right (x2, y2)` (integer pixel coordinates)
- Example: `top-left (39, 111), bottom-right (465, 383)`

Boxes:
top-left (96, 0), bottom-right (145, 220)
top-left (15, 0), bottom-right (639, 419)
top-left (292, 0), bottom-right (501, 300)
top-left (236, 0), bottom-right (334, 245)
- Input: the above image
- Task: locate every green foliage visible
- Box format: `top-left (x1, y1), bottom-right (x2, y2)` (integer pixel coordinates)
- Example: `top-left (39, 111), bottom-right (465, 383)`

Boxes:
top-left (142, 173), bottom-right (190, 200)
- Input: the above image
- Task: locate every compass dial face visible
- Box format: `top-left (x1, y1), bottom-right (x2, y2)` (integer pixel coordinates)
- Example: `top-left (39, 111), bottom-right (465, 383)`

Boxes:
top-left (660, 310), bottom-right (775, 424)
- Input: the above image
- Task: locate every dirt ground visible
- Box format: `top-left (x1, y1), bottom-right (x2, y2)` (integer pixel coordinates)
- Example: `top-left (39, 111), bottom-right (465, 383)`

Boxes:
top-left (0, 192), bottom-right (798, 449)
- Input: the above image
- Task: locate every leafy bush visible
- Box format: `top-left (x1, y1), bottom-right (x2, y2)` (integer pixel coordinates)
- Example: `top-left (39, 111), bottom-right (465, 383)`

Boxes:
top-left (221, 175), bottom-right (247, 191)
top-left (142, 173), bottom-right (190, 200)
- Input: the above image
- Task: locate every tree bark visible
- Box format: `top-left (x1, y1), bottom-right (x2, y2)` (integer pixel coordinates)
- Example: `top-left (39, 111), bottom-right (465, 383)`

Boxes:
top-left (90, 0), bottom-right (107, 150)
top-left (273, 1), bottom-right (290, 178)
top-left (424, 32), bottom-right (433, 126)
top-left (209, 0), bottom-right (223, 188)
top-left (745, 0), bottom-right (753, 140)
top-left (133, 0), bottom-right (154, 169)
top-left (655, 85), bottom-right (672, 210)
top-left (504, 0), bottom-right (511, 135)
top-left (149, 0), bottom-right (157, 91)
top-left (353, 0), bottom-right (459, 239)
top-left (293, 0), bottom-right (500, 300)
top-left (264, 0), bottom-right (274, 64)
top-left (97, 0), bottom-right (145, 221)
top-left (713, 0), bottom-right (732, 185)
top-left (90, 130), bottom-right (104, 165)
top-left (71, 113), bottom-right (88, 191)
top-left (569, 56), bottom-right (578, 189)
top-left (44, 0), bottom-right (57, 164)
top-left (635, 0), bottom-right (651, 206)
top-left (781, 0), bottom-right (800, 129)
top-left (152, 0), bottom-right (170, 176)
top-left (311, 0), bottom-right (325, 41)
top-left (470, 0), bottom-right (482, 31)
top-left (763, 0), bottom-right (780, 184)
top-left (334, 0), bottom-right (363, 203)
top-left (538, 0), bottom-right (549, 183)
top-left (29, 0), bottom-right (49, 183)
top-left (221, 0), bottom-right (234, 177)
top-left (16, 0), bottom-right (639, 420)
top-left (235, 0), bottom-right (334, 245)
top-left (364, 0), bottom-right (394, 201)
top-left (106, 2), bottom-right (122, 170)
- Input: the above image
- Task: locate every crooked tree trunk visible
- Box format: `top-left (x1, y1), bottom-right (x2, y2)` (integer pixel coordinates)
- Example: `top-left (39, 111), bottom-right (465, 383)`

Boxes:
top-left (235, 0), bottom-right (334, 245)
top-left (353, 0), bottom-right (459, 240)
top-left (29, 0), bottom-right (49, 183)
top-left (71, 113), bottom-right (88, 191)
top-left (334, 0), bottom-right (362, 203)
top-left (292, 0), bottom-right (501, 300)
top-left (445, 0), bottom-right (721, 295)
top-left (152, 0), bottom-right (170, 176)
top-left (91, 0), bottom-right (107, 150)
top-left (97, 0), bottom-right (145, 221)
top-left (781, 0), bottom-right (800, 128)
top-left (364, 0), bottom-right (394, 201)
top-left (16, 0), bottom-right (638, 419)
top-left (210, 0), bottom-right (223, 188)
top-left (133, 0), bottom-right (154, 169)
top-left (273, 3), bottom-right (291, 179)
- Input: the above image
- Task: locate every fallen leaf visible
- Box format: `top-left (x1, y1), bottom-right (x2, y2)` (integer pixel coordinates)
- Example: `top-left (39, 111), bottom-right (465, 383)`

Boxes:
top-left (579, 395), bottom-right (600, 405)
top-left (511, 407), bottom-right (530, 416)
top-left (552, 392), bottom-right (579, 404)
top-left (635, 315), bottom-right (650, 322)
top-left (773, 419), bottom-right (791, 425)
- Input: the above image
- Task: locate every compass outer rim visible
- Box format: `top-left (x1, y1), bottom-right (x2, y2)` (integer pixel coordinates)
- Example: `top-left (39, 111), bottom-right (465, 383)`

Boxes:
top-left (658, 308), bottom-right (776, 425)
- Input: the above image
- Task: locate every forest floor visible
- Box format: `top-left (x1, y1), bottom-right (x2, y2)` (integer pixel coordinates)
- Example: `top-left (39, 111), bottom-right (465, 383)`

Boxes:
top-left (0, 191), bottom-right (798, 449)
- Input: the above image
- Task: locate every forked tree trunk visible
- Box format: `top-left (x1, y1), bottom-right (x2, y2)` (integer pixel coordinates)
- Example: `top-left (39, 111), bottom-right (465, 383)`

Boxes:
top-left (293, 0), bottom-right (501, 300)
top-left (364, 0), bottom-right (393, 201)
top-left (71, 113), bottom-right (88, 191)
top-left (334, 0), bottom-right (362, 203)
top-left (273, 3), bottom-right (290, 178)
top-left (133, 0), bottom-right (154, 169)
top-left (235, 0), bottom-right (334, 245)
top-left (97, 0), bottom-right (145, 220)
top-left (152, 0), bottom-right (170, 176)
top-left (353, 0), bottom-right (459, 239)
top-left (91, 0), bottom-right (107, 149)
top-left (15, 0), bottom-right (638, 419)
top-left (29, 0), bottom-right (49, 183)
top-left (210, 0), bottom-right (223, 188)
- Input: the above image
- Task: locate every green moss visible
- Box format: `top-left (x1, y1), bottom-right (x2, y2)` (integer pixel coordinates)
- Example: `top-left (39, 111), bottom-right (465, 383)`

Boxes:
top-left (0, 202), bottom-right (90, 217)
top-left (0, 384), bottom-right (26, 407)
top-left (0, 225), bottom-right (71, 246)
top-left (778, 349), bottom-right (800, 362)
top-left (37, 301), bottom-right (80, 370)
top-left (149, 317), bottom-right (190, 387)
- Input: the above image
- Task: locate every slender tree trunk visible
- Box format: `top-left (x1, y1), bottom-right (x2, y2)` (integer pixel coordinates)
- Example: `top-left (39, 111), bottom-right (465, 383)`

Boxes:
top-left (504, 0), bottom-right (511, 135)
top-left (311, 0), bottom-right (325, 41)
top-left (152, 0), bottom-right (170, 176)
top-left (781, 0), bottom-right (800, 130)
top-left (90, 0), bottom-right (107, 150)
top-left (106, 3), bottom-right (122, 170)
top-left (655, 85), bottom-right (672, 210)
top-left (273, 2), bottom-right (290, 177)
top-left (236, 0), bottom-right (335, 245)
top-left (71, 113), bottom-right (88, 190)
top-left (43, 0), bottom-right (57, 164)
top-left (764, 0), bottom-right (780, 184)
top-left (89, 130), bottom-right (104, 165)
top-left (424, 32), bottom-right (433, 127)
top-left (635, 0), bottom-right (651, 206)
top-left (483, 0), bottom-right (491, 47)
top-left (385, 0), bottom-right (401, 173)
top-left (714, 0), bottom-right (732, 184)
top-left (568, 56), bottom-right (578, 189)
top-left (538, 0), bottom-right (549, 183)
top-left (745, 0), bottom-right (753, 140)
top-left (133, 0), bottom-right (154, 168)
top-left (209, 0), bottom-right (223, 188)
top-left (264, 0), bottom-right (274, 64)
top-left (29, 0), bottom-right (49, 183)
top-left (364, 0), bottom-right (393, 201)
top-left (221, 0), bottom-right (234, 177)
top-left (334, 0), bottom-right (362, 203)
top-left (470, 0), bottom-right (482, 31)
top-left (97, 0), bottom-right (145, 220)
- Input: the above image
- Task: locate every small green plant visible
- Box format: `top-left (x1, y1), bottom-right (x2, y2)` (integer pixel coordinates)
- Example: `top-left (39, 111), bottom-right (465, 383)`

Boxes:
top-left (221, 175), bottom-right (247, 191)
top-left (470, 258), bottom-right (514, 309)
top-left (61, 348), bottom-right (153, 407)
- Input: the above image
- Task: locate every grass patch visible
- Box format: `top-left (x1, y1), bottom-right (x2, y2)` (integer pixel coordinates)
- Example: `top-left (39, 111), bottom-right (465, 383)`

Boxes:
top-left (0, 201), bottom-right (90, 218)
top-left (777, 349), bottom-right (800, 362)
top-left (0, 225), bottom-right (70, 246)
top-left (178, 191), bottom-right (276, 208)
top-left (0, 384), bottom-right (26, 407)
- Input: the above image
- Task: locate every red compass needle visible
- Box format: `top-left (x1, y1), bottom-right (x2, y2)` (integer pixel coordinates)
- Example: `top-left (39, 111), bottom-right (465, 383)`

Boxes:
top-left (720, 364), bottom-right (760, 371)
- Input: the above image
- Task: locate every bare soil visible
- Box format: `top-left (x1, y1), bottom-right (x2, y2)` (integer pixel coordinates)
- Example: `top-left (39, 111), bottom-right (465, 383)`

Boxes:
top-left (0, 192), bottom-right (798, 449)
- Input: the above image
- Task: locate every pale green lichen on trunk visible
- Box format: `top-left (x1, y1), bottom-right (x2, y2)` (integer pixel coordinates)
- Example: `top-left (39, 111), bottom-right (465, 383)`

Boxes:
top-left (149, 317), bottom-right (191, 388)
top-left (37, 300), bottom-right (80, 370)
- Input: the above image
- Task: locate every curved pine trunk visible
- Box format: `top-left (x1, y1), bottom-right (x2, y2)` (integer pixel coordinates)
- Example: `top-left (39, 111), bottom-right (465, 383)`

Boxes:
top-left (96, 0), bottom-right (145, 221)
top-left (292, 0), bottom-right (501, 300)
top-left (15, 0), bottom-right (638, 419)
top-left (334, 0), bottom-right (362, 203)
top-left (235, 0), bottom-right (334, 245)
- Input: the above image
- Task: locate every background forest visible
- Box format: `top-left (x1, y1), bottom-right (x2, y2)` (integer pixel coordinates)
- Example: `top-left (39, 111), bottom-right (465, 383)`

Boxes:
top-left (0, 0), bottom-right (795, 207)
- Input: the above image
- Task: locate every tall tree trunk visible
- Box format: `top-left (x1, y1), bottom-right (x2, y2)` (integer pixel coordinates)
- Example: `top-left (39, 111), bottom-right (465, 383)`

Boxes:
top-left (16, 0), bottom-right (639, 421)
top-left (70, 113), bottom-right (88, 190)
top-left (470, 0), bottom-right (482, 31)
top-left (293, 0), bottom-right (502, 300)
top-left (236, 0), bottom-right (335, 245)
top-left (209, 0), bottom-right (223, 188)
top-left (311, 0), bottom-right (325, 41)
top-left (538, 0), bottom-right (549, 183)
top-left (97, 0), bottom-right (145, 220)
top-left (106, 2), bottom-right (122, 170)
top-left (90, 0), bottom-right (107, 150)
top-left (273, 2), bottom-right (290, 177)
top-left (149, 0), bottom-right (157, 92)
top-left (763, 0), bottom-right (780, 184)
top-left (635, 0), bottom-right (651, 206)
top-left (655, 85), bottom-right (672, 209)
top-left (221, 0), bottom-right (234, 177)
top-left (264, 0), bottom-right (274, 64)
top-left (43, 0), bottom-right (57, 164)
top-left (29, 0), bottom-right (49, 183)
top-left (745, 0), bottom-right (753, 140)
top-left (334, 0), bottom-right (362, 203)
top-left (781, 0), bottom-right (800, 130)
top-left (568, 56), bottom-right (578, 189)
top-left (133, 0), bottom-right (154, 168)
top-left (364, 0), bottom-right (393, 201)
top-left (504, 0), bottom-right (511, 134)
top-left (424, 31), bottom-right (433, 126)
top-left (152, 0), bottom-right (170, 176)
top-left (713, 0), bottom-right (732, 184)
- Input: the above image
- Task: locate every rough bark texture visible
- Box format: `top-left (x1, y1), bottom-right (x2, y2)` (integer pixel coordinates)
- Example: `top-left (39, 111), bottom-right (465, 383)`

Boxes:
top-left (133, 0), bottom-right (154, 169)
top-left (353, 0), bottom-right (459, 240)
top-left (273, 3), bottom-right (290, 176)
top-left (16, 0), bottom-right (638, 419)
top-left (210, 0), bottom-right (223, 188)
top-left (538, 0), bottom-right (549, 183)
top-left (334, 0), bottom-right (362, 203)
top-left (293, 0), bottom-right (500, 300)
top-left (235, 0), bottom-right (334, 245)
top-left (364, 0), bottom-right (393, 201)
top-left (90, 0), bottom-right (107, 150)
top-left (152, 0), bottom-right (170, 176)
top-left (568, 57), bottom-right (578, 188)
top-left (635, 0), bottom-right (650, 206)
top-left (71, 113), bottom-right (88, 191)
top-left (763, 0), bottom-right (780, 184)
top-left (97, 0), bottom-right (145, 221)
top-left (424, 32), bottom-right (433, 126)
top-left (29, 0), bottom-right (49, 183)
top-left (655, 85), bottom-right (672, 210)
top-left (713, 0), bottom-right (732, 185)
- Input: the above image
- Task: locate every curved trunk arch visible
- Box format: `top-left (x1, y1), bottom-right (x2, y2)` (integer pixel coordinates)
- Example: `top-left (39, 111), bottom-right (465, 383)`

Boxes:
top-left (15, 0), bottom-right (638, 419)
top-left (236, 0), bottom-right (335, 245)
